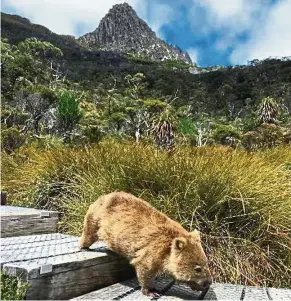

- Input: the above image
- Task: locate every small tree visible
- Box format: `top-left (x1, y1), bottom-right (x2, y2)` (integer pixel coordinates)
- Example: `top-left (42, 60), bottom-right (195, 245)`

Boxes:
top-left (178, 117), bottom-right (197, 145)
top-left (124, 73), bottom-right (147, 141)
top-left (18, 85), bottom-right (57, 134)
top-left (1, 38), bottom-right (64, 137)
top-left (152, 107), bottom-right (177, 150)
top-left (194, 114), bottom-right (215, 147)
top-left (57, 90), bottom-right (83, 133)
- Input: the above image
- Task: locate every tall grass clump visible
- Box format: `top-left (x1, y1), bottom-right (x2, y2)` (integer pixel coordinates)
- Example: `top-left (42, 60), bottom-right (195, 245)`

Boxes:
top-left (2, 142), bottom-right (291, 288)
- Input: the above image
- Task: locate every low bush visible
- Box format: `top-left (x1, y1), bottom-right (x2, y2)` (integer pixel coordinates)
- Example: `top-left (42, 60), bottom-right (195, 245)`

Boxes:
top-left (212, 124), bottom-right (241, 145)
top-left (242, 124), bottom-right (286, 150)
top-left (1, 127), bottom-right (27, 154)
top-left (0, 271), bottom-right (28, 300)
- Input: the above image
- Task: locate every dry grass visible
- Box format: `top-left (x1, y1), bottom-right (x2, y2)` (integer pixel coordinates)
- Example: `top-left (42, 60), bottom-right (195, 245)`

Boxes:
top-left (2, 141), bottom-right (291, 288)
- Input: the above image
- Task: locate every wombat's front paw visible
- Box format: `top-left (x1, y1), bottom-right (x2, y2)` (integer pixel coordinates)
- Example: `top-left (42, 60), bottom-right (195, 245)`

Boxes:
top-left (79, 247), bottom-right (91, 251)
top-left (141, 287), bottom-right (161, 299)
top-left (189, 281), bottom-right (203, 291)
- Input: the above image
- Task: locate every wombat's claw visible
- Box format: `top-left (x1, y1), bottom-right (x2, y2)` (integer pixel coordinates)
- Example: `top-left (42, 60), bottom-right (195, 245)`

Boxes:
top-left (151, 292), bottom-right (161, 299)
top-left (141, 288), bottom-right (161, 299)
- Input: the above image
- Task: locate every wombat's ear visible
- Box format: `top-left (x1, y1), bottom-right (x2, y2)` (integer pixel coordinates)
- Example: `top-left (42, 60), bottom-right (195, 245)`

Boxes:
top-left (190, 229), bottom-right (201, 241)
top-left (173, 237), bottom-right (187, 250)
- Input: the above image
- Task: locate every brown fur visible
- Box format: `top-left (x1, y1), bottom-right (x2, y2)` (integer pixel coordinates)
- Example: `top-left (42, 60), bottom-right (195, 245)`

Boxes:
top-left (80, 191), bottom-right (212, 295)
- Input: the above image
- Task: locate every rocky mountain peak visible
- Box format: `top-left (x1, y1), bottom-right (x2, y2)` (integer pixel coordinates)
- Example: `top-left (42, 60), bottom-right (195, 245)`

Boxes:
top-left (79, 3), bottom-right (192, 64)
top-left (110, 2), bottom-right (137, 15)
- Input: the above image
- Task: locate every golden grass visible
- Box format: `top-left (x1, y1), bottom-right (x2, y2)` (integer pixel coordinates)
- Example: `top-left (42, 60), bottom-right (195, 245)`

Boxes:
top-left (2, 142), bottom-right (291, 288)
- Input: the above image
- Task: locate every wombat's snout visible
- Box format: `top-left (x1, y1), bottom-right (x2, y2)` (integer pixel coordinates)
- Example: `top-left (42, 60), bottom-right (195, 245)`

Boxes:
top-left (199, 278), bottom-right (212, 289)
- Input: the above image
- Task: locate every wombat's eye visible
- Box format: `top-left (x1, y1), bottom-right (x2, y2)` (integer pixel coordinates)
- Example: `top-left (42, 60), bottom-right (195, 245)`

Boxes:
top-left (194, 266), bottom-right (202, 273)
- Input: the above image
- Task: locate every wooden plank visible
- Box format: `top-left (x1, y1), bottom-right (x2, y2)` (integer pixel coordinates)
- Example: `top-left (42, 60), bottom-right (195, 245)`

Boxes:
top-left (1, 212), bottom-right (58, 219)
top-left (71, 277), bottom-right (173, 300)
top-left (244, 286), bottom-right (270, 300)
top-left (120, 277), bottom-right (174, 300)
top-left (1, 233), bottom-right (73, 246)
top-left (0, 191), bottom-right (7, 205)
top-left (1, 234), bottom-right (106, 272)
top-left (244, 286), bottom-right (269, 300)
top-left (0, 205), bottom-right (58, 216)
top-left (1, 217), bottom-right (59, 237)
top-left (0, 237), bottom-right (79, 265)
top-left (119, 290), bottom-right (150, 300)
top-left (71, 279), bottom-right (140, 300)
top-left (1, 235), bottom-right (77, 252)
top-left (1, 206), bottom-right (59, 237)
top-left (3, 250), bottom-right (124, 280)
top-left (24, 258), bottom-right (134, 300)
top-left (203, 283), bottom-right (244, 300)
top-left (267, 287), bottom-right (291, 300)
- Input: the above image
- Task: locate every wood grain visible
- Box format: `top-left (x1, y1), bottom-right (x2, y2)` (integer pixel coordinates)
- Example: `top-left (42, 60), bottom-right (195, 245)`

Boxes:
top-left (1, 208), bottom-right (59, 237)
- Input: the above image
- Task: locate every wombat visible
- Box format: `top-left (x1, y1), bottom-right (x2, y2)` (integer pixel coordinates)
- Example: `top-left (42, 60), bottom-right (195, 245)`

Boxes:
top-left (80, 191), bottom-right (212, 297)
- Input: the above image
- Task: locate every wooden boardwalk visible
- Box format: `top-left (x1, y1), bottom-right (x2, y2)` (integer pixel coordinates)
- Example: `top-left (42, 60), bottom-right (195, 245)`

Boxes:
top-left (71, 277), bottom-right (291, 300)
top-left (1, 205), bottom-right (291, 300)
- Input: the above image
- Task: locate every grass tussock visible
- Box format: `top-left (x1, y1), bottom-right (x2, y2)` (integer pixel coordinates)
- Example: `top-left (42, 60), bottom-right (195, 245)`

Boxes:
top-left (2, 142), bottom-right (291, 288)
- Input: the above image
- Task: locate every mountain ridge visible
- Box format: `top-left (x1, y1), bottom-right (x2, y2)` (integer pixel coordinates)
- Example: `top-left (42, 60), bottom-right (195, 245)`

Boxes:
top-left (1, 3), bottom-right (192, 65)
top-left (78, 2), bottom-right (192, 64)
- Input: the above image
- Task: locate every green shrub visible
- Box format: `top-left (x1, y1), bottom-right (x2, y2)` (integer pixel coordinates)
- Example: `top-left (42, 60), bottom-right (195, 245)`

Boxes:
top-left (1, 107), bottom-right (29, 128)
top-left (2, 143), bottom-right (291, 288)
top-left (178, 117), bottom-right (197, 145)
top-left (57, 90), bottom-right (83, 132)
top-left (212, 124), bottom-right (241, 145)
top-left (80, 126), bottom-right (104, 143)
top-left (0, 271), bottom-right (28, 300)
top-left (1, 127), bottom-right (27, 154)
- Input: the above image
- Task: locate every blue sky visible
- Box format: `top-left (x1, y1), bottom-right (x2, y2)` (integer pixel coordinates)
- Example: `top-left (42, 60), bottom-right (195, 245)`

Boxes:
top-left (2, 0), bottom-right (291, 66)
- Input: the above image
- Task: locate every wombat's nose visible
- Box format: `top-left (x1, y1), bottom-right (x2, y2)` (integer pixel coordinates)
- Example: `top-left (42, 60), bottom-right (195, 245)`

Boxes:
top-left (200, 278), bottom-right (212, 288)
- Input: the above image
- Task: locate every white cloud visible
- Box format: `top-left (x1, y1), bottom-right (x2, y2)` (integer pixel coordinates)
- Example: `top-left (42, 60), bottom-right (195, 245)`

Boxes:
top-left (189, 0), bottom-right (291, 64)
top-left (193, 0), bottom-right (263, 34)
top-left (197, 0), bottom-right (245, 21)
top-left (2, 0), bottom-right (148, 37)
top-left (187, 48), bottom-right (199, 64)
top-left (187, 0), bottom-right (266, 55)
top-left (231, 0), bottom-right (291, 64)
top-left (148, 3), bottom-right (175, 39)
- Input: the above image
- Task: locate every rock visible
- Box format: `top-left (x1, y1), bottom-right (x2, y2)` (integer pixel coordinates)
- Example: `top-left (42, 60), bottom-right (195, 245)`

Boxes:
top-left (78, 3), bottom-right (192, 64)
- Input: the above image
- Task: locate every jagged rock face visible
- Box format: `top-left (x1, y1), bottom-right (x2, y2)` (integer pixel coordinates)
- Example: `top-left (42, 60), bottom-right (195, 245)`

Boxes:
top-left (79, 3), bottom-right (192, 64)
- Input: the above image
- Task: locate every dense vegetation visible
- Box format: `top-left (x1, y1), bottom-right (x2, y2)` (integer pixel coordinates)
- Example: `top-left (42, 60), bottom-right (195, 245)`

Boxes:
top-left (2, 143), bottom-right (291, 288)
top-left (2, 12), bottom-right (291, 116)
top-left (1, 37), bottom-right (291, 153)
top-left (1, 13), bottom-right (291, 294)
